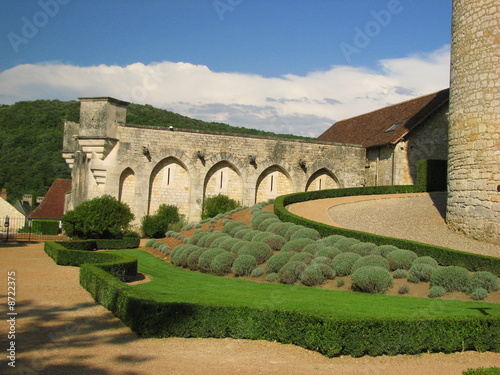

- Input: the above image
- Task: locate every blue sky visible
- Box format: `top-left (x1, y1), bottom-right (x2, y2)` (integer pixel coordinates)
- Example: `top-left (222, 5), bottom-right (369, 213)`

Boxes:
top-left (0, 0), bottom-right (453, 136)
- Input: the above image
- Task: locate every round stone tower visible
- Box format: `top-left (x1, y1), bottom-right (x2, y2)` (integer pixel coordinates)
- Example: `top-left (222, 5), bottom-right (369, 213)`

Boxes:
top-left (447, 0), bottom-right (500, 244)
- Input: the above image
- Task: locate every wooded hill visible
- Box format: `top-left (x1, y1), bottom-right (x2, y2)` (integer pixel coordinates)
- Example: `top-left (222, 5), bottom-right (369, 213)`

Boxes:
top-left (0, 99), bottom-right (310, 204)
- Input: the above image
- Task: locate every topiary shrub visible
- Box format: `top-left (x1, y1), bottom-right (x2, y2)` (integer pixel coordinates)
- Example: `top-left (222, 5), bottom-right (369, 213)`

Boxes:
top-left (408, 263), bottom-right (435, 283)
top-left (218, 237), bottom-right (242, 252)
top-left (266, 252), bottom-right (294, 273)
top-left (202, 194), bottom-right (240, 219)
top-left (428, 285), bottom-right (446, 298)
top-left (301, 243), bottom-right (325, 256)
top-left (289, 252), bottom-right (314, 265)
top-left (430, 266), bottom-right (471, 292)
top-left (319, 234), bottom-right (346, 246)
top-left (392, 269), bottom-right (409, 279)
top-left (350, 242), bottom-right (378, 256)
top-left (278, 261), bottom-right (307, 285)
top-left (398, 284), bottom-right (410, 295)
top-left (187, 248), bottom-right (206, 270)
top-left (371, 245), bottom-right (399, 257)
top-left (174, 245), bottom-right (202, 267)
top-left (198, 248), bottom-right (227, 272)
top-left (284, 225), bottom-right (307, 241)
top-left (300, 264), bottom-right (327, 286)
top-left (251, 212), bottom-right (278, 229)
top-left (281, 238), bottom-right (316, 253)
top-left (257, 218), bottom-right (281, 232)
top-left (234, 228), bottom-right (253, 239)
top-left (334, 237), bottom-right (361, 252)
top-left (204, 232), bottom-right (230, 248)
top-left (231, 240), bottom-right (251, 253)
top-left (222, 221), bottom-right (248, 235)
top-left (413, 256), bottom-right (439, 268)
top-left (266, 272), bottom-right (279, 282)
top-left (232, 254), bottom-right (258, 276)
top-left (469, 287), bottom-right (489, 301)
top-left (268, 222), bottom-right (295, 237)
top-left (315, 247), bottom-right (342, 259)
top-left (331, 252), bottom-right (362, 276)
top-left (386, 249), bottom-right (418, 270)
top-left (251, 267), bottom-right (264, 277)
top-left (209, 233), bottom-right (232, 248)
top-left (237, 242), bottom-right (273, 264)
top-left (196, 232), bottom-right (215, 247)
top-left (187, 231), bottom-right (207, 245)
top-left (255, 233), bottom-right (287, 251)
top-left (210, 252), bottom-right (236, 275)
top-left (352, 255), bottom-right (390, 272)
top-left (311, 256), bottom-right (330, 266)
top-left (242, 230), bottom-right (263, 242)
top-left (145, 238), bottom-right (157, 247)
top-left (170, 244), bottom-right (194, 266)
top-left (289, 227), bottom-right (321, 241)
top-left (468, 271), bottom-right (499, 293)
top-left (351, 266), bottom-right (394, 294)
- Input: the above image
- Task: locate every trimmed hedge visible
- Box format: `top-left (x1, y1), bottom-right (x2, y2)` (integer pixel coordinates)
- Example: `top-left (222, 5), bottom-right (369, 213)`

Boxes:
top-left (274, 186), bottom-right (500, 275)
top-left (32, 219), bottom-right (60, 235)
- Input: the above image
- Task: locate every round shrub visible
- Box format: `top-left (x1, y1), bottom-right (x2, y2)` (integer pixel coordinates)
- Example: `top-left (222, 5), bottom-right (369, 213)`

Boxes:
top-left (198, 248), bottom-right (227, 272)
top-left (386, 249), bottom-right (418, 271)
top-left (311, 256), bottom-right (331, 265)
top-left (257, 218), bottom-right (281, 232)
top-left (316, 263), bottom-right (335, 279)
top-left (319, 235), bottom-right (346, 246)
top-left (350, 242), bottom-right (377, 256)
top-left (210, 234), bottom-right (233, 248)
top-left (371, 245), bottom-right (399, 257)
top-left (202, 194), bottom-right (239, 219)
top-left (232, 254), bottom-right (258, 276)
top-left (158, 244), bottom-right (170, 255)
top-left (231, 240), bottom-right (251, 253)
top-left (204, 232), bottom-right (230, 248)
top-left (408, 263), bottom-right (435, 283)
top-left (289, 252), bottom-right (314, 265)
top-left (242, 230), bottom-right (263, 241)
top-left (218, 237), bottom-right (242, 251)
top-left (238, 242), bottom-right (273, 264)
top-left (289, 227), bottom-right (321, 241)
top-left (300, 264), bottom-right (327, 286)
top-left (269, 222), bottom-right (295, 237)
top-left (187, 248), bottom-right (206, 270)
top-left (251, 212), bottom-right (277, 229)
top-left (393, 269), bottom-right (408, 279)
top-left (352, 255), bottom-right (390, 272)
top-left (259, 233), bottom-right (287, 251)
top-left (470, 287), bottom-right (488, 301)
top-left (351, 266), bottom-right (394, 294)
top-left (266, 252), bottom-right (294, 273)
top-left (430, 266), bottom-right (471, 292)
top-left (413, 256), bottom-right (439, 268)
top-left (196, 232), bottom-right (215, 247)
top-left (145, 238), bottom-right (157, 247)
top-left (331, 252), bottom-right (362, 276)
top-left (210, 252), bottom-right (236, 275)
top-left (428, 285), bottom-right (446, 298)
top-left (315, 247), bottom-right (342, 259)
top-left (334, 237), bottom-right (361, 252)
top-left (266, 272), bottom-right (279, 282)
top-left (170, 244), bottom-right (197, 266)
top-left (398, 284), bottom-right (410, 295)
top-left (187, 231), bottom-right (206, 245)
top-left (251, 267), bottom-right (264, 277)
top-left (281, 238), bottom-right (316, 253)
top-left (284, 225), bottom-right (307, 241)
top-left (222, 221), bottom-right (247, 235)
top-left (278, 261), bottom-right (307, 285)
top-left (233, 228), bottom-right (253, 239)
top-left (301, 243), bottom-right (325, 256)
top-left (468, 271), bottom-right (499, 293)
top-left (177, 245), bottom-right (202, 267)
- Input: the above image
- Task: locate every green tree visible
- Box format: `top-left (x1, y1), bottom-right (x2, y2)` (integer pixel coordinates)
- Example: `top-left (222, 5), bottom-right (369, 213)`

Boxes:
top-left (141, 204), bottom-right (181, 238)
top-left (202, 194), bottom-right (240, 219)
top-left (61, 195), bottom-right (134, 239)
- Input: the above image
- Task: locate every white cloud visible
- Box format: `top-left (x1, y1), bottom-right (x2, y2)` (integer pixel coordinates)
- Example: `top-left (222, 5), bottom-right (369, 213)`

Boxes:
top-left (0, 46), bottom-right (450, 137)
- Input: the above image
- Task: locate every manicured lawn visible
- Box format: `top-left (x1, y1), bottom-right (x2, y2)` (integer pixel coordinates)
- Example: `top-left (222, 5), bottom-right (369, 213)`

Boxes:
top-left (114, 250), bottom-right (500, 319)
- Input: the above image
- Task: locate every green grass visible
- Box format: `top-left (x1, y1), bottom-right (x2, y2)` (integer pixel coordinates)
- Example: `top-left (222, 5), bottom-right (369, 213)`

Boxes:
top-left (111, 250), bottom-right (500, 319)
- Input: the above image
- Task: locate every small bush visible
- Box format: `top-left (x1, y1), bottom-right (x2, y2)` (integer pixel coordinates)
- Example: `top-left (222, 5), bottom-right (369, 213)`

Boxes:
top-left (289, 227), bottom-right (321, 241)
top-left (187, 248), bottom-right (206, 270)
top-left (300, 264), bottom-right (327, 286)
top-left (413, 256), bottom-right (439, 268)
top-left (242, 230), bottom-right (263, 241)
top-left (301, 243), bottom-right (325, 255)
top-left (470, 287), bottom-right (489, 301)
top-left (284, 225), bottom-right (307, 241)
top-left (430, 266), bottom-right (471, 292)
top-left (371, 245), bottom-right (399, 257)
top-left (266, 252), bottom-right (294, 273)
top-left (231, 240), bottom-right (251, 253)
top-left (196, 232), bottom-right (214, 247)
top-left (398, 284), bottom-right (410, 295)
top-left (187, 231), bottom-right (207, 245)
top-left (204, 232), bottom-right (230, 248)
top-left (222, 221), bottom-right (247, 235)
top-left (251, 212), bottom-right (278, 229)
top-left (468, 271), bottom-right (499, 293)
top-left (238, 242), bottom-right (273, 264)
top-left (251, 267), bottom-right (264, 277)
top-left (315, 247), bottom-right (342, 259)
top-left (428, 285), bottom-right (446, 298)
top-left (351, 266), bottom-right (394, 294)
top-left (281, 238), bottom-right (316, 253)
top-left (393, 269), bottom-right (409, 279)
top-left (278, 261), bottom-right (307, 285)
top-left (351, 242), bottom-right (377, 256)
top-left (198, 248), bottom-right (227, 272)
top-left (145, 238), bottom-right (157, 247)
top-left (311, 256), bottom-right (330, 265)
top-left (266, 272), bottom-right (279, 282)
top-left (141, 204), bottom-right (180, 238)
top-left (331, 252), bottom-right (362, 276)
top-left (210, 252), bottom-right (236, 275)
top-left (268, 222), bottom-right (295, 237)
top-left (218, 237), bottom-right (242, 252)
top-left (210, 234), bottom-right (232, 248)
top-left (232, 254), bottom-right (258, 276)
top-left (386, 249), bottom-right (418, 271)
top-left (408, 263), bottom-right (435, 283)
top-left (352, 255), bottom-right (390, 272)
top-left (289, 252), bottom-right (314, 265)
top-left (257, 218), bottom-right (281, 232)
top-left (320, 234), bottom-right (346, 246)
top-left (234, 228), bottom-right (253, 239)
top-left (335, 237), bottom-right (361, 252)
top-left (202, 194), bottom-right (240, 219)
top-left (259, 233), bottom-right (287, 251)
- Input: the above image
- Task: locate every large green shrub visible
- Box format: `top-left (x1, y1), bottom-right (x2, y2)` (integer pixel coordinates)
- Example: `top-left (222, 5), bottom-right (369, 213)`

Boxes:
top-left (468, 272), bottom-right (499, 293)
top-left (281, 238), bottom-right (316, 252)
top-left (187, 248), bottom-right (206, 270)
top-left (198, 248), bottom-right (227, 272)
top-left (238, 242), bottom-right (273, 264)
top-left (141, 204), bottom-right (181, 238)
top-left (352, 255), bottom-right (390, 272)
top-left (289, 252), bottom-right (314, 265)
top-left (413, 256), bottom-right (439, 268)
top-left (266, 252), bottom-right (294, 273)
top-left (350, 242), bottom-right (378, 256)
top-left (351, 266), bottom-right (394, 294)
top-left (252, 232), bottom-right (286, 251)
top-left (268, 222), bottom-right (295, 237)
top-left (319, 234), bottom-right (346, 246)
top-left (232, 254), bottom-right (258, 276)
top-left (289, 227), bottom-right (321, 241)
top-left (251, 211), bottom-right (278, 230)
top-left (210, 252), bottom-right (236, 275)
top-left (300, 264), bottom-right (327, 286)
top-left (331, 252), bottom-right (362, 276)
top-left (430, 266), bottom-right (471, 292)
top-left (408, 263), bottom-right (435, 283)
top-left (202, 194), bottom-right (240, 219)
top-left (315, 247), bottom-right (342, 259)
top-left (31, 219), bottom-right (60, 235)
top-left (386, 249), bottom-right (418, 271)
top-left (335, 237), bottom-right (361, 252)
top-left (222, 221), bottom-right (248, 235)
top-left (371, 245), bottom-right (399, 257)
top-left (278, 261), bottom-right (307, 284)
top-left (62, 195), bottom-right (134, 239)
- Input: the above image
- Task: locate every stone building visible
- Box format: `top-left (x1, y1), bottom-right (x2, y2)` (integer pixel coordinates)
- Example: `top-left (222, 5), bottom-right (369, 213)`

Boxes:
top-left (62, 97), bottom-right (365, 225)
top-left (317, 89), bottom-right (449, 186)
top-left (447, 0), bottom-right (500, 244)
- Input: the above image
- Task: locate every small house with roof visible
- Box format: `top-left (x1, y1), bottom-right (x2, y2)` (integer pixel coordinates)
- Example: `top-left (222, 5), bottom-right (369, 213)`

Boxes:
top-left (0, 189), bottom-right (27, 234)
top-left (317, 89), bottom-right (449, 186)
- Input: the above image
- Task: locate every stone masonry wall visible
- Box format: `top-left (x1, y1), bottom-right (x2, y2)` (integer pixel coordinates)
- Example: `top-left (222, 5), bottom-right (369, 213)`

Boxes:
top-left (447, 0), bottom-right (500, 244)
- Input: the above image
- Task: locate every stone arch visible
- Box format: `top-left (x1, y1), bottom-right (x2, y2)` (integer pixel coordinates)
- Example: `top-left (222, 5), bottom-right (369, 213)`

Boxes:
top-left (148, 156), bottom-right (190, 218)
top-left (305, 168), bottom-right (340, 191)
top-left (118, 168), bottom-right (136, 214)
top-left (204, 160), bottom-right (244, 205)
top-left (255, 164), bottom-right (293, 203)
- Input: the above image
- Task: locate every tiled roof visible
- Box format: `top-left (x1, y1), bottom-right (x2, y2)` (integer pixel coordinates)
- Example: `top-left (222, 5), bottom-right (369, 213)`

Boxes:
top-left (317, 89), bottom-right (449, 148)
top-left (29, 179), bottom-right (72, 219)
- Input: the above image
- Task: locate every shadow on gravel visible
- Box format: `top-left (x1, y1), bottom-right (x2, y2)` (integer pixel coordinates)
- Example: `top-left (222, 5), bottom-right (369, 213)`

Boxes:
top-left (428, 192), bottom-right (447, 220)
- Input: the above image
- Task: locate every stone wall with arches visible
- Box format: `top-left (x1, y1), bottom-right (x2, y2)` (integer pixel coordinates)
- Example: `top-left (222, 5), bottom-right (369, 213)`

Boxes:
top-left (63, 97), bottom-right (365, 226)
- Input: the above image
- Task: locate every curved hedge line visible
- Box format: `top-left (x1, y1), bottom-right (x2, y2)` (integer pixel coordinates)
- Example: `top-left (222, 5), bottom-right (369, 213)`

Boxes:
top-left (274, 186), bottom-right (500, 276)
